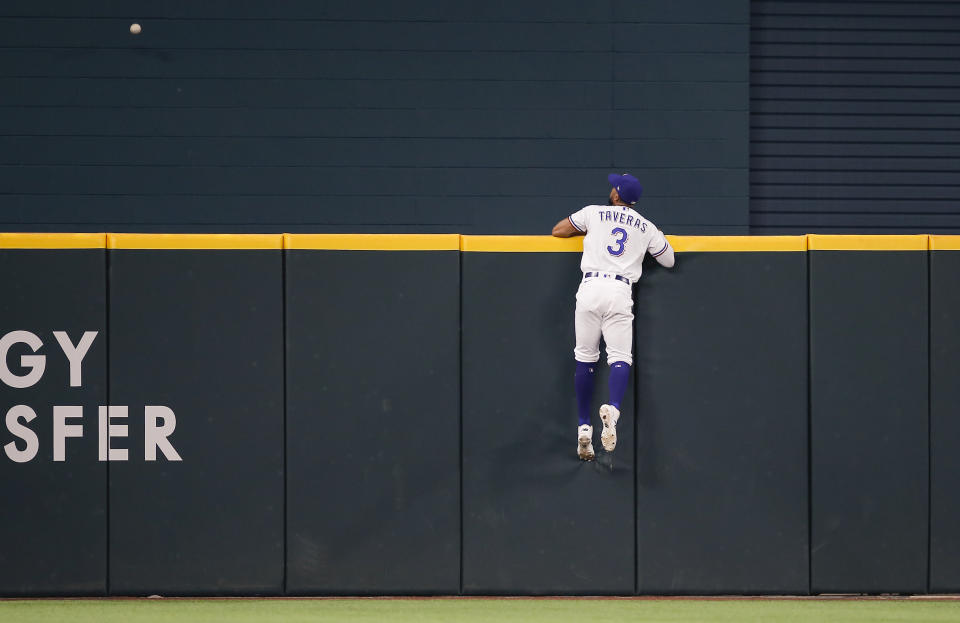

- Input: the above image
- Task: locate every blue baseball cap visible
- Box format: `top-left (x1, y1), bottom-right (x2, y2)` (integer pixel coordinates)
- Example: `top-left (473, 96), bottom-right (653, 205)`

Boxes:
top-left (608, 173), bottom-right (643, 204)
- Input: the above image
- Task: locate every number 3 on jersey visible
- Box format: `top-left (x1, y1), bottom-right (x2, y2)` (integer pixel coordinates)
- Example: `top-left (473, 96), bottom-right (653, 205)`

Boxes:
top-left (607, 227), bottom-right (628, 256)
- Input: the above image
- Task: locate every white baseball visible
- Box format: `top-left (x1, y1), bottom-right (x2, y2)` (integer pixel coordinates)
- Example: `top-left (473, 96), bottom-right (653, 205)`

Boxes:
top-left (130, 23), bottom-right (142, 35)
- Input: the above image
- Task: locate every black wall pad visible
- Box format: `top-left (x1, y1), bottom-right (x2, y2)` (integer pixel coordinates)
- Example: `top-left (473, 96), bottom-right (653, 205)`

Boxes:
top-left (930, 246), bottom-right (960, 592)
top-left (809, 247), bottom-right (928, 594)
top-left (0, 245), bottom-right (107, 595)
top-left (461, 250), bottom-right (635, 595)
top-left (634, 249), bottom-right (808, 594)
top-left (285, 248), bottom-right (461, 595)
top-left (108, 245), bottom-right (284, 595)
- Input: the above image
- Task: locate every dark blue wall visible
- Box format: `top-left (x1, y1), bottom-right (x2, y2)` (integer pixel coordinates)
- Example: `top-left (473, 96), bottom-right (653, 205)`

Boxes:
top-left (5, 1), bottom-right (957, 235)
top-left (750, 1), bottom-right (960, 233)
top-left (0, 1), bottom-right (748, 234)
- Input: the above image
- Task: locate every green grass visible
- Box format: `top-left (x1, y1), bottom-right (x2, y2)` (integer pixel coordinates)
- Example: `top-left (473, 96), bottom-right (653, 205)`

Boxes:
top-left (2, 598), bottom-right (960, 623)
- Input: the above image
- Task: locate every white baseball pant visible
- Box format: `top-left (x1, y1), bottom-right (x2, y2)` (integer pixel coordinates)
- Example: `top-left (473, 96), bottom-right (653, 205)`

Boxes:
top-left (573, 278), bottom-right (634, 366)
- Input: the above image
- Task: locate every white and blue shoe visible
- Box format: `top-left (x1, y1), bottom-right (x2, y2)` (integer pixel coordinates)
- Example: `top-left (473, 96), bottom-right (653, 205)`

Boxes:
top-left (599, 404), bottom-right (620, 451)
top-left (577, 424), bottom-right (595, 461)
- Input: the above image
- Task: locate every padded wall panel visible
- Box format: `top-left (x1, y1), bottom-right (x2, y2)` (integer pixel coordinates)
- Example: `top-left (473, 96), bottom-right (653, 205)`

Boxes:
top-left (461, 250), bottom-right (635, 594)
top-left (930, 246), bottom-right (960, 592)
top-left (285, 247), bottom-right (460, 594)
top-left (634, 250), bottom-right (808, 594)
top-left (0, 244), bottom-right (106, 595)
top-left (809, 249), bottom-right (928, 594)
top-left (108, 245), bottom-right (284, 595)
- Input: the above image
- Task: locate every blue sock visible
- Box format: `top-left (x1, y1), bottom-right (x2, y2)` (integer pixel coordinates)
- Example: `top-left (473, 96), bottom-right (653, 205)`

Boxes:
top-left (609, 361), bottom-right (631, 410)
top-left (574, 361), bottom-right (596, 426)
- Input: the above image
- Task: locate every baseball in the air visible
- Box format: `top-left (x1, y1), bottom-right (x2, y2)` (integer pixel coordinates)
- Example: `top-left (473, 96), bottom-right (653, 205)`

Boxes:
top-left (130, 23), bottom-right (142, 35)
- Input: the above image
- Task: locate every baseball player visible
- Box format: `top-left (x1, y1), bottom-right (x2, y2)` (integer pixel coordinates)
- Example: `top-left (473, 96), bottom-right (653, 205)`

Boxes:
top-left (552, 173), bottom-right (675, 460)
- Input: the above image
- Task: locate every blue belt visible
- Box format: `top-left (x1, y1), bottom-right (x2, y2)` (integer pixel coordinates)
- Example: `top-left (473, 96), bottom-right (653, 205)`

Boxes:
top-left (583, 272), bottom-right (630, 285)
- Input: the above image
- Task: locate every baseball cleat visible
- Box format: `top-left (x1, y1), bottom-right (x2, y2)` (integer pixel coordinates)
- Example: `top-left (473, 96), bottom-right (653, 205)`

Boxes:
top-left (577, 424), bottom-right (595, 461)
top-left (599, 404), bottom-right (620, 451)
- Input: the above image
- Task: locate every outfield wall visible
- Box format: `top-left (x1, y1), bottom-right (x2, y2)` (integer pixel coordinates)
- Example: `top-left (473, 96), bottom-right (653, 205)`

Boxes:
top-left (0, 233), bottom-right (955, 596)
top-left (0, 1), bottom-right (749, 235)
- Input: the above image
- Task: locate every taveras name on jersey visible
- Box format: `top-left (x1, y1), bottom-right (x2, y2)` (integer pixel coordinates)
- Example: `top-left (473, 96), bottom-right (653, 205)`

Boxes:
top-left (568, 204), bottom-right (669, 283)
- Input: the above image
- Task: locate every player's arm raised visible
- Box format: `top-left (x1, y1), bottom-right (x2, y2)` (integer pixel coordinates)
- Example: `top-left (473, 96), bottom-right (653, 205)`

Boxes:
top-left (653, 242), bottom-right (675, 268)
top-left (553, 209), bottom-right (587, 238)
top-left (552, 218), bottom-right (581, 238)
top-left (649, 230), bottom-right (675, 268)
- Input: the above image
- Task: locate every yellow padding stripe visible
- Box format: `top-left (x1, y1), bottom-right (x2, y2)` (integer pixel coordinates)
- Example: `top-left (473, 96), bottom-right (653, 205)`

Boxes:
top-left (0, 233), bottom-right (944, 251)
top-left (669, 236), bottom-right (806, 252)
top-left (460, 236), bottom-right (583, 252)
top-left (108, 234), bottom-right (282, 250)
top-left (285, 234), bottom-right (460, 251)
top-left (460, 235), bottom-right (806, 252)
top-left (808, 234), bottom-right (928, 251)
top-left (0, 233), bottom-right (106, 249)
top-left (930, 235), bottom-right (960, 251)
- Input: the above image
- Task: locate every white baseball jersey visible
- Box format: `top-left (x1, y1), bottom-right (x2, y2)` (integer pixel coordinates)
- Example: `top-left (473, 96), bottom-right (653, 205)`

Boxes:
top-left (568, 204), bottom-right (668, 283)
